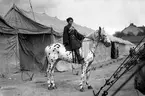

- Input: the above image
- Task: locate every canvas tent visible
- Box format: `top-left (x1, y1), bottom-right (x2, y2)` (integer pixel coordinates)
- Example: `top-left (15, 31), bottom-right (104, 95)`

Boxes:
top-left (18, 8), bottom-right (94, 36)
top-left (0, 16), bottom-right (18, 75)
top-left (4, 4), bottom-right (62, 72)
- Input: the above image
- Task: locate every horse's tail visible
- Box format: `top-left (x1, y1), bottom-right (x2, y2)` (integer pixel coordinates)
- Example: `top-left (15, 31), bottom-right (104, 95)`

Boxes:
top-left (45, 56), bottom-right (48, 67)
top-left (43, 46), bottom-right (50, 72)
top-left (42, 56), bottom-right (48, 77)
top-left (41, 55), bottom-right (49, 74)
top-left (45, 46), bottom-right (49, 55)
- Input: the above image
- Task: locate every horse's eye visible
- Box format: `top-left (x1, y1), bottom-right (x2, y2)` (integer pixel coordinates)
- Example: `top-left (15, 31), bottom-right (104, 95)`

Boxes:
top-left (103, 35), bottom-right (106, 37)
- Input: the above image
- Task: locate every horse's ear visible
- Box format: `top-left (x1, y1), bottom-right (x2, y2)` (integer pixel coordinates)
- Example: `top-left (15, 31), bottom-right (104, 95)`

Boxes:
top-left (98, 27), bottom-right (101, 36)
top-left (99, 27), bottom-right (101, 31)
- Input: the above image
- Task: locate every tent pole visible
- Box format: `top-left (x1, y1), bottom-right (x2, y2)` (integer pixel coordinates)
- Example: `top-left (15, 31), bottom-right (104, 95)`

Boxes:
top-left (29, 0), bottom-right (35, 21)
top-left (51, 27), bottom-right (54, 44)
top-left (15, 35), bottom-right (18, 68)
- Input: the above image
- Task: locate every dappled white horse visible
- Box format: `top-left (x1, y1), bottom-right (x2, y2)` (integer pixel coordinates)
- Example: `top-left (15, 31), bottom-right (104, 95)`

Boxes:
top-left (45, 28), bottom-right (111, 91)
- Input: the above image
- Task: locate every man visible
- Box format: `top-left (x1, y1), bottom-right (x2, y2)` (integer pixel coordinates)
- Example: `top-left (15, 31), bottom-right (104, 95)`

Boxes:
top-left (63, 17), bottom-right (85, 64)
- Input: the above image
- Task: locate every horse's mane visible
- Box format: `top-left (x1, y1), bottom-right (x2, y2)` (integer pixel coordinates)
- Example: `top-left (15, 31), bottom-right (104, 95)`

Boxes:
top-left (86, 30), bottom-right (98, 40)
top-left (86, 28), bottom-right (107, 40)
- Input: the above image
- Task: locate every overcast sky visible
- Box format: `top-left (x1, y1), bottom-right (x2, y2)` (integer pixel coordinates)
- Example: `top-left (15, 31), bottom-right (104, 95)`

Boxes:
top-left (0, 0), bottom-right (145, 35)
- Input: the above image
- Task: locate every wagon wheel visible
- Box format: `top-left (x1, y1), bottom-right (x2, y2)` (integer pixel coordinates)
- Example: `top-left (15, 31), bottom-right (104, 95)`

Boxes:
top-left (21, 69), bottom-right (34, 81)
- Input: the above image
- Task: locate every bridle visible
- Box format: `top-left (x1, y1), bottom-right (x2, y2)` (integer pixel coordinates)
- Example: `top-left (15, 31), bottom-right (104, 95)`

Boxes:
top-left (83, 32), bottom-right (105, 57)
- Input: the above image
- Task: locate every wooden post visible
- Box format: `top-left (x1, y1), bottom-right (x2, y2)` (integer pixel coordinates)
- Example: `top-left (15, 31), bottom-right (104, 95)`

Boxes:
top-left (15, 35), bottom-right (18, 68)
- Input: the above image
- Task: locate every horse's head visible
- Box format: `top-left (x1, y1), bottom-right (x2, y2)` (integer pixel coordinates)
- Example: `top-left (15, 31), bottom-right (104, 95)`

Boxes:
top-left (99, 27), bottom-right (111, 47)
top-left (88, 27), bottom-right (111, 47)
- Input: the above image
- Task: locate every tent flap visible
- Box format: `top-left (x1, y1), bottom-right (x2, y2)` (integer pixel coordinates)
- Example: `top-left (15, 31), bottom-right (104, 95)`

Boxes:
top-left (18, 34), bottom-right (52, 71)
top-left (0, 33), bottom-right (18, 74)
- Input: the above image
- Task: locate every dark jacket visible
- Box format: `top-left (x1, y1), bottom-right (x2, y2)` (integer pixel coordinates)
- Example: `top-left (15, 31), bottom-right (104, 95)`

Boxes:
top-left (63, 25), bottom-right (85, 51)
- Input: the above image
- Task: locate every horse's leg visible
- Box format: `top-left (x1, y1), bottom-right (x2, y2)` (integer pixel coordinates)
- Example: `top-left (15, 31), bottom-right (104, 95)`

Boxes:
top-left (50, 59), bottom-right (60, 89)
top-left (86, 67), bottom-right (93, 89)
top-left (47, 62), bottom-right (56, 90)
top-left (79, 63), bottom-right (88, 92)
top-left (47, 63), bottom-right (52, 89)
top-left (72, 63), bottom-right (79, 75)
top-left (86, 61), bottom-right (93, 89)
top-left (50, 68), bottom-right (56, 89)
top-left (46, 56), bottom-right (56, 89)
top-left (79, 52), bottom-right (94, 91)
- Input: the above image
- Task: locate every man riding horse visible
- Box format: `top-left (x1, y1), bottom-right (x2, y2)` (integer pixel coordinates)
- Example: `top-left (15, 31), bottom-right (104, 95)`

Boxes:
top-left (63, 17), bottom-right (85, 64)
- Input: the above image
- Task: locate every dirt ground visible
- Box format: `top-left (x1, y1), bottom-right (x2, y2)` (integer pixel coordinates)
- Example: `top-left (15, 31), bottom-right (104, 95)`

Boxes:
top-left (0, 57), bottom-right (144, 96)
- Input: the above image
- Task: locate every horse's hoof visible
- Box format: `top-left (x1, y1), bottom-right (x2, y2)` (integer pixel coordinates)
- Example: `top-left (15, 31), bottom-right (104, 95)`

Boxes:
top-left (80, 87), bottom-right (85, 92)
top-left (48, 84), bottom-right (57, 90)
top-left (73, 71), bottom-right (79, 75)
top-left (48, 84), bottom-right (53, 90)
top-left (48, 86), bottom-right (53, 90)
top-left (88, 85), bottom-right (93, 89)
top-left (53, 85), bottom-right (57, 89)
top-left (44, 74), bottom-right (47, 77)
top-left (75, 71), bottom-right (79, 75)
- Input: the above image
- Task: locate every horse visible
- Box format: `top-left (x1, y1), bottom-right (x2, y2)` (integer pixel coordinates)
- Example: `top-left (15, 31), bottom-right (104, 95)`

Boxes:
top-left (45, 27), bottom-right (111, 92)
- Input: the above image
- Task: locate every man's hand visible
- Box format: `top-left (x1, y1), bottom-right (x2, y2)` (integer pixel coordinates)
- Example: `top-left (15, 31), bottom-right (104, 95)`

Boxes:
top-left (70, 26), bottom-right (75, 30)
top-left (64, 42), bottom-right (69, 46)
top-left (83, 35), bottom-right (86, 38)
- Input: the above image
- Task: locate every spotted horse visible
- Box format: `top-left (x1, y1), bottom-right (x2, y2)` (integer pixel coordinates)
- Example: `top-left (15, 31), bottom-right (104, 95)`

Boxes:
top-left (45, 27), bottom-right (111, 92)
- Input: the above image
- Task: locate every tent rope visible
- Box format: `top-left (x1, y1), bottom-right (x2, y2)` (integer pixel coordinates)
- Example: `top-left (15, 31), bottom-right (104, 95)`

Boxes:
top-left (29, 0), bottom-right (35, 21)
